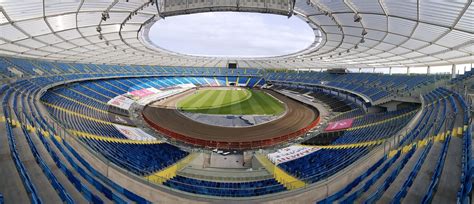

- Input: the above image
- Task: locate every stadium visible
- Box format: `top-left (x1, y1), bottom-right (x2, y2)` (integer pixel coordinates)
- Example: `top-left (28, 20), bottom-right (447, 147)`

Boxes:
top-left (0, 0), bottom-right (473, 203)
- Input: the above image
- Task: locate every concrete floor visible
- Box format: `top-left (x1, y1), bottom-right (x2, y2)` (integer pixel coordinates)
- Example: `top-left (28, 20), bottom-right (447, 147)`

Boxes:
top-left (0, 119), bottom-right (30, 204)
top-left (431, 98), bottom-right (465, 203)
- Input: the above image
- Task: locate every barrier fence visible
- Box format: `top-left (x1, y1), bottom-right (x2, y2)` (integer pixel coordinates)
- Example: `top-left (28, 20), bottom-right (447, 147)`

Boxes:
top-left (143, 114), bottom-right (321, 150)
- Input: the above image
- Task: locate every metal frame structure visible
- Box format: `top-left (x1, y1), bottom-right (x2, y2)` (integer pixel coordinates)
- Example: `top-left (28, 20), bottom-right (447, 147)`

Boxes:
top-left (0, 0), bottom-right (472, 69)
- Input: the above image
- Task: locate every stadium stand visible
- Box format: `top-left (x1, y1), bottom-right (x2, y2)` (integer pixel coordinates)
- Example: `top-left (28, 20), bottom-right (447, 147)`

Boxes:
top-left (265, 71), bottom-right (446, 102)
top-left (452, 69), bottom-right (473, 84)
top-left (317, 87), bottom-right (471, 203)
top-left (278, 147), bottom-right (370, 183)
top-left (0, 55), bottom-right (472, 202)
top-left (81, 139), bottom-right (188, 176)
top-left (164, 176), bottom-right (286, 197)
top-left (1, 0), bottom-right (473, 202)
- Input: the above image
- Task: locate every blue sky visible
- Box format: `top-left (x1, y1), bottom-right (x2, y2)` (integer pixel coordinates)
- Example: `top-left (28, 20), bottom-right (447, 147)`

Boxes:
top-left (148, 12), bottom-right (315, 57)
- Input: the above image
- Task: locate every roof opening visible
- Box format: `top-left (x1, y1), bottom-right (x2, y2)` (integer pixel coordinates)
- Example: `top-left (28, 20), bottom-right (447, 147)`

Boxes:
top-left (147, 12), bottom-right (315, 58)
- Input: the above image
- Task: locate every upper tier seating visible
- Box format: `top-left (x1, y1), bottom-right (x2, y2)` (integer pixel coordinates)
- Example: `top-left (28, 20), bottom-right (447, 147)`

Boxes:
top-left (451, 68), bottom-right (473, 84)
top-left (265, 71), bottom-right (444, 102)
top-left (0, 56), bottom-right (262, 78)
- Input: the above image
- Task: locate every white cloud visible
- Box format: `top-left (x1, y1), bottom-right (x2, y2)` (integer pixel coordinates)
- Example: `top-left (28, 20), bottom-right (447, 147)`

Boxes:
top-left (148, 12), bottom-right (315, 57)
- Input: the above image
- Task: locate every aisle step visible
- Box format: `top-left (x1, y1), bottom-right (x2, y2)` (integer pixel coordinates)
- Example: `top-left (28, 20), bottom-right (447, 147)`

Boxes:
top-left (255, 154), bottom-right (306, 190)
top-left (146, 153), bottom-right (199, 184)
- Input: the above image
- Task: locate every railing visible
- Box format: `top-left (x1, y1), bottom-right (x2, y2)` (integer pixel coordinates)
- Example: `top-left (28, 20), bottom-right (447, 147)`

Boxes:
top-left (143, 113), bottom-right (320, 150)
top-left (177, 170), bottom-right (274, 182)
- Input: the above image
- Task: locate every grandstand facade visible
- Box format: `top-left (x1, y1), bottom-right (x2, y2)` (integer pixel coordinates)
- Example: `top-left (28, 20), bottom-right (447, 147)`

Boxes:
top-left (0, 0), bottom-right (473, 204)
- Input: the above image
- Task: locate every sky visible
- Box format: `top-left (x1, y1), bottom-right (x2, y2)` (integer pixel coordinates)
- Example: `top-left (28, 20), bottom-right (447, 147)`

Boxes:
top-left (146, 12), bottom-right (472, 74)
top-left (148, 12), bottom-right (315, 58)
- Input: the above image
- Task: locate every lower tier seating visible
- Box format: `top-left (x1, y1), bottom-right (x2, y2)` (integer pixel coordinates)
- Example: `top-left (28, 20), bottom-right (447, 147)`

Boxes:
top-left (317, 87), bottom-right (472, 203)
top-left (278, 147), bottom-right (370, 183)
top-left (164, 176), bottom-right (286, 197)
top-left (80, 139), bottom-right (188, 176)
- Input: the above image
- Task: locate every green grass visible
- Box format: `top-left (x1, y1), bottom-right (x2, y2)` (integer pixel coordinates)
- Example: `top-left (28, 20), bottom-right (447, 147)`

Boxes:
top-left (177, 89), bottom-right (285, 115)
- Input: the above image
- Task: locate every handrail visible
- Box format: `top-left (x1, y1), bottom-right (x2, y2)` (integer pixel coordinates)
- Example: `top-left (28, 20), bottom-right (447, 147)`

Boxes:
top-left (177, 170), bottom-right (273, 182)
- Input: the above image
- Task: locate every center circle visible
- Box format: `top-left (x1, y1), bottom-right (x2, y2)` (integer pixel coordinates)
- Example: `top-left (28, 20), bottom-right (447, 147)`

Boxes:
top-left (142, 87), bottom-right (320, 150)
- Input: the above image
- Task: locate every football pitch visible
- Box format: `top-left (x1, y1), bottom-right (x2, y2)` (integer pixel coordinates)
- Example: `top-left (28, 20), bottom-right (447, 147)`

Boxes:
top-left (177, 89), bottom-right (285, 115)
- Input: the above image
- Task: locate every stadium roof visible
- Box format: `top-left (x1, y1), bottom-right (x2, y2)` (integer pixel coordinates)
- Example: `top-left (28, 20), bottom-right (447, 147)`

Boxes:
top-left (0, 0), bottom-right (472, 69)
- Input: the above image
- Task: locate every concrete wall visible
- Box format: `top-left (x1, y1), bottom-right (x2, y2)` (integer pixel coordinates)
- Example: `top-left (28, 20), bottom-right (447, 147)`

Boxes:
top-left (378, 101), bottom-right (401, 112)
top-left (367, 106), bottom-right (385, 113)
